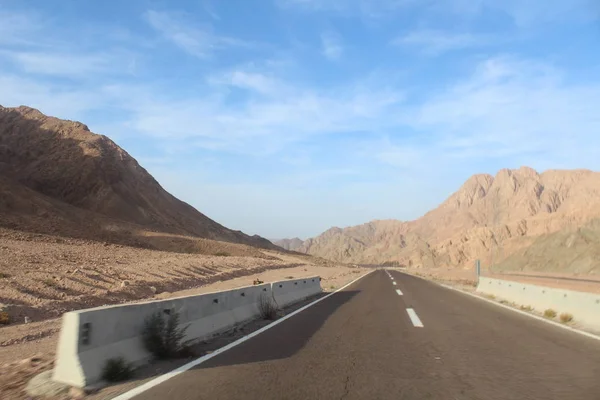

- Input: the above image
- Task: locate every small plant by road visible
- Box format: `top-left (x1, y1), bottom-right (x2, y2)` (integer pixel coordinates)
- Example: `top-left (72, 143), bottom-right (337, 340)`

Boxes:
top-left (544, 309), bottom-right (557, 319)
top-left (0, 311), bottom-right (9, 325)
top-left (519, 305), bottom-right (533, 312)
top-left (258, 293), bottom-right (278, 320)
top-left (214, 252), bottom-right (230, 257)
top-left (101, 357), bottom-right (134, 382)
top-left (559, 313), bottom-right (574, 323)
top-left (42, 278), bottom-right (58, 287)
top-left (142, 310), bottom-right (191, 359)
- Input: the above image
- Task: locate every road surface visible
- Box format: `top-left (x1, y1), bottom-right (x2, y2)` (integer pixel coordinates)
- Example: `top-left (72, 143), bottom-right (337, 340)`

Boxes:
top-left (129, 270), bottom-right (600, 400)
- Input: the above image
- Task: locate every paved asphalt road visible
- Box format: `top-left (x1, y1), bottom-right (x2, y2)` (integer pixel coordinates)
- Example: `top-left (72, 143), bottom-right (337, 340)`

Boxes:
top-left (131, 270), bottom-right (600, 400)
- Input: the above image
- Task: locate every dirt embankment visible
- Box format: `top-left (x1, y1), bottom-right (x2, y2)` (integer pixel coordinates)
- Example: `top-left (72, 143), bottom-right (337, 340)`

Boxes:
top-left (0, 238), bottom-right (366, 400)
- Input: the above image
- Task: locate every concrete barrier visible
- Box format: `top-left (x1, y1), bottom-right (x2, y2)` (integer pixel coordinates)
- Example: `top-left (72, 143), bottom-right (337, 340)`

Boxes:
top-left (53, 277), bottom-right (322, 388)
top-left (272, 276), bottom-right (322, 308)
top-left (53, 283), bottom-right (271, 387)
top-left (477, 277), bottom-right (600, 330)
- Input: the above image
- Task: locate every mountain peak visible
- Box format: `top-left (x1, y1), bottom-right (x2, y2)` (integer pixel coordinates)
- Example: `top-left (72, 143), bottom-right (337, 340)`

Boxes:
top-left (0, 105), bottom-right (276, 250)
top-left (445, 173), bottom-right (494, 209)
top-left (299, 167), bottom-right (600, 270)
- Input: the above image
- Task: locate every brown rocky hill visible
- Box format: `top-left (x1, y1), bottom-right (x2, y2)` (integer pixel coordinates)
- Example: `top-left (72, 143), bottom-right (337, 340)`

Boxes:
top-left (299, 167), bottom-right (600, 273)
top-left (0, 105), bottom-right (277, 251)
top-left (273, 237), bottom-right (305, 251)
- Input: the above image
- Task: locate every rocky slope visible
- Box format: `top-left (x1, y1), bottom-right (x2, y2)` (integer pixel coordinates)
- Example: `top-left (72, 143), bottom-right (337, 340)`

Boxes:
top-left (0, 105), bottom-right (277, 251)
top-left (299, 167), bottom-right (600, 273)
top-left (273, 237), bottom-right (305, 251)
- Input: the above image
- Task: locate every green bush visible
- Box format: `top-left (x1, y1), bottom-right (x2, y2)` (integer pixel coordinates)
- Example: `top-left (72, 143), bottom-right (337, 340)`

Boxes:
top-left (544, 309), bottom-right (557, 319)
top-left (102, 357), bottom-right (133, 382)
top-left (214, 252), bottom-right (230, 257)
top-left (0, 272), bottom-right (10, 279)
top-left (142, 310), bottom-right (191, 359)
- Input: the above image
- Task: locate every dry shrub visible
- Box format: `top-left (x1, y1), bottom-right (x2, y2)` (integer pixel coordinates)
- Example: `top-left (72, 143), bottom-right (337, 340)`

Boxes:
top-left (258, 293), bottom-right (278, 320)
top-left (559, 313), bottom-right (573, 323)
top-left (544, 309), bottom-right (557, 319)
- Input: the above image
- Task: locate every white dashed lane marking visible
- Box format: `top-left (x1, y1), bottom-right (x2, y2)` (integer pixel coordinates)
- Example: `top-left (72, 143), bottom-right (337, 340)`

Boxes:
top-left (406, 308), bottom-right (424, 328)
top-left (396, 289), bottom-right (403, 296)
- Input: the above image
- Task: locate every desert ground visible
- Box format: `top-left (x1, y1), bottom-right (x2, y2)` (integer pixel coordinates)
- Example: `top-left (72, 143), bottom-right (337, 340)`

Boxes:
top-left (0, 227), bottom-right (367, 399)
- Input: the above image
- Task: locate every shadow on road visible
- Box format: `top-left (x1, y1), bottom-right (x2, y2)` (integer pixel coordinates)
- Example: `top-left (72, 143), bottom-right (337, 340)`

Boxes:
top-left (194, 290), bottom-right (360, 370)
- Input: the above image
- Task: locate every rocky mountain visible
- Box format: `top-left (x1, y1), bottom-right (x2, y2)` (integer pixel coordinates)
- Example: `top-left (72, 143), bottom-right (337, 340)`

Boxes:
top-left (0, 105), bottom-right (277, 251)
top-left (273, 237), bottom-right (305, 251)
top-left (298, 167), bottom-right (600, 273)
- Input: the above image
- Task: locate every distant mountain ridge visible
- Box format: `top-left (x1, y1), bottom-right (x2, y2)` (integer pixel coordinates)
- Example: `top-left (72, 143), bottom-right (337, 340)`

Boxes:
top-left (298, 167), bottom-right (600, 273)
top-left (0, 105), bottom-right (277, 251)
top-left (273, 237), bottom-right (305, 251)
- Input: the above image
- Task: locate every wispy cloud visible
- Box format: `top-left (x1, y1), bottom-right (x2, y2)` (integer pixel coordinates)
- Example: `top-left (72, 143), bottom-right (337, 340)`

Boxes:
top-left (0, 74), bottom-right (108, 118)
top-left (393, 30), bottom-right (491, 55)
top-left (0, 10), bottom-right (43, 46)
top-left (277, 0), bottom-right (412, 17)
top-left (208, 68), bottom-right (285, 96)
top-left (143, 10), bottom-right (253, 58)
top-left (2, 51), bottom-right (132, 78)
top-left (321, 31), bottom-right (343, 60)
top-left (278, 0), bottom-right (596, 25)
top-left (116, 79), bottom-right (405, 155)
top-left (378, 56), bottom-right (600, 169)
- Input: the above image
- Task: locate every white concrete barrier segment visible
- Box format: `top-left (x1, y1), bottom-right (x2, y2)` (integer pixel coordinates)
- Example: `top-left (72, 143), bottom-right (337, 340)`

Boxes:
top-left (53, 277), bottom-right (322, 388)
top-left (476, 277), bottom-right (600, 330)
top-left (271, 276), bottom-right (322, 308)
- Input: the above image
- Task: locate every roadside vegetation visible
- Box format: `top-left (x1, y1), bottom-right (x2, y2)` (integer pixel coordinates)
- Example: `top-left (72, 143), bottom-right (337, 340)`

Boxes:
top-left (142, 310), bottom-right (192, 359)
top-left (258, 293), bottom-right (278, 320)
top-left (559, 313), bottom-right (574, 323)
top-left (101, 357), bottom-right (134, 382)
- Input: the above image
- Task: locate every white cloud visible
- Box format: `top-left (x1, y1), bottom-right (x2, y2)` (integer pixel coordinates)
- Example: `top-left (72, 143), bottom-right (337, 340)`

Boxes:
top-left (2, 51), bottom-right (132, 78)
top-left (377, 146), bottom-right (424, 168)
top-left (277, 0), bottom-right (413, 16)
top-left (393, 30), bottom-right (491, 55)
top-left (460, 0), bottom-right (597, 26)
top-left (115, 81), bottom-right (404, 155)
top-left (321, 31), bottom-right (343, 60)
top-left (278, 0), bottom-right (596, 25)
top-left (143, 10), bottom-right (252, 58)
top-left (0, 10), bottom-right (43, 46)
top-left (0, 74), bottom-right (107, 118)
top-left (208, 69), bottom-right (285, 95)
top-left (378, 56), bottom-right (600, 170)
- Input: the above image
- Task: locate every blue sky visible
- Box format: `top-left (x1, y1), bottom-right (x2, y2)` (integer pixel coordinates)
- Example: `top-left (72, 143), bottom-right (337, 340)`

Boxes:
top-left (1, 0), bottom-right (600, 239)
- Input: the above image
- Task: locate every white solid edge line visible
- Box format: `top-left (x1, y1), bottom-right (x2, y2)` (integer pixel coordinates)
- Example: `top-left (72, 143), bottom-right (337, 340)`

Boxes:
top-left (111, 270), bottom-right (376, 400)
top-left (397, 271), bottom-right (600, 342)
top-left (406, 308), bottom-right (424, 328)
top-left (396, 289), bottom-right (403, 296)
